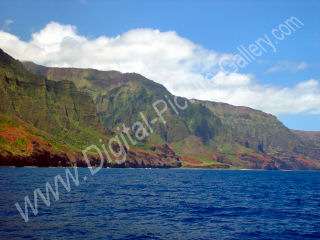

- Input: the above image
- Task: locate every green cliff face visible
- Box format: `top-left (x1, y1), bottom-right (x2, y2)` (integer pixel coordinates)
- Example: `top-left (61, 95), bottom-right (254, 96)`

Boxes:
top-left (0, 49), bottom-right (107, 151)
top-left (22, 60), bottom-right (320, 170)
top-left (23, 61), bottom-right (225, 144)
top-left (0, 49), bottom-right (182, 168)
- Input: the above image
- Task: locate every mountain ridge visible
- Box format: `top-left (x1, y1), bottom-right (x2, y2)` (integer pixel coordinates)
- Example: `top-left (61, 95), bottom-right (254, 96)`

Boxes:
top-left (0, 49), bottom-right (319, 170)
top-left (22, 59), bottom-right (320, 170)
top-left (0, 49), bottom-right (182, 168)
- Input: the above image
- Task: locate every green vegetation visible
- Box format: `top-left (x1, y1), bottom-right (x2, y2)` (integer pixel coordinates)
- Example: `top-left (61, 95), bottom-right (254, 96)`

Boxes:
top-left (23, 57), bottom-right (320, 169)
top-left (0, 49), bottom-right (319, 169)
top-left (0, 49), bottom-right (109, 154)
top-left (13, 137), bottom-right (27, 149)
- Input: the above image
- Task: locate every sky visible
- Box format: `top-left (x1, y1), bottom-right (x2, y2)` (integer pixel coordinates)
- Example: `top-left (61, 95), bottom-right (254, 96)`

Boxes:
top-left (0, 0), bottom-right (319, 130)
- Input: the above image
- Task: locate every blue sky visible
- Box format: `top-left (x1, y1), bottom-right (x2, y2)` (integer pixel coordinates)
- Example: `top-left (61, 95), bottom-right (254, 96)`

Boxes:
top-left (0, 0), bottom-right (319, 130)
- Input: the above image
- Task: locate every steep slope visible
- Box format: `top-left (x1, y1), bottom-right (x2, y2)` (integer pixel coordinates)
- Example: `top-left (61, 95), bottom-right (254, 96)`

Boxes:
top-left (23, 61), bottom-right (226, 145)
top-left (292, 130), bottom-right (320, 149)
top-left (23, 61), bottom-right (320, 170)
top-left (1, 50), bottom-right (107, 150)
top-left (201, 101), bottom-right (320, 169)
top-left (0, 49), bottom-right (182, 168)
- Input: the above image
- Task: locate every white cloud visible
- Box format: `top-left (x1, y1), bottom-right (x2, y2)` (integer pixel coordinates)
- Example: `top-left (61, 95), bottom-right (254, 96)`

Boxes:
top-left (266, 61), bottom-right (308, 73)
top-left (5, 19), bottom-right (14, 25)
top-left (0, 21), bottom-right (319, 116)
top-left (1, 19), bottom-right (14, 31)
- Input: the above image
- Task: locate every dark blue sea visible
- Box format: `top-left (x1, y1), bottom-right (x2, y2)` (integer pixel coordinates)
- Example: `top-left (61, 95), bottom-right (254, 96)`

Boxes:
top-left (0, 168), bottom-right (319, 240)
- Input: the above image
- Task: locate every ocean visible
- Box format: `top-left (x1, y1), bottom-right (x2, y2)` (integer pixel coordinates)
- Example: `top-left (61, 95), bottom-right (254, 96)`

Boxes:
top-left (0, 168), bottom-right (319, 239)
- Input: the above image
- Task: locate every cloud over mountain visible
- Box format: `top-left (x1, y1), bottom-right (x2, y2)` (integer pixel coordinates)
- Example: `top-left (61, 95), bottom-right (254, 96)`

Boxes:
top-left (0, 21), bottom-right (319, 115)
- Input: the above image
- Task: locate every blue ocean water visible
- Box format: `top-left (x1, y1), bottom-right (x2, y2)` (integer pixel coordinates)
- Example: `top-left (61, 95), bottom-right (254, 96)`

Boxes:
top-left (0, 168), bottom-right (319, 240)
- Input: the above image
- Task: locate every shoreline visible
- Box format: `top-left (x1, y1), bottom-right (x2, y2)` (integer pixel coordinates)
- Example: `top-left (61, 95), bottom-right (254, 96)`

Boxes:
top-left (1, 165), bottom-right (319, 171)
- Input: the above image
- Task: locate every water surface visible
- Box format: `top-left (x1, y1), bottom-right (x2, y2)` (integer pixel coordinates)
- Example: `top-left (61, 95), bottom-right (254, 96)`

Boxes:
top-left (0, 168), bottom-right (319, 239)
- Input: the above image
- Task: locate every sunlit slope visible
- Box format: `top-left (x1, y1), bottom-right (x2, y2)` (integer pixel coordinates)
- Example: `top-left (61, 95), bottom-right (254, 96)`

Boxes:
top-left (23, 61), bottom-right (320, 170)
